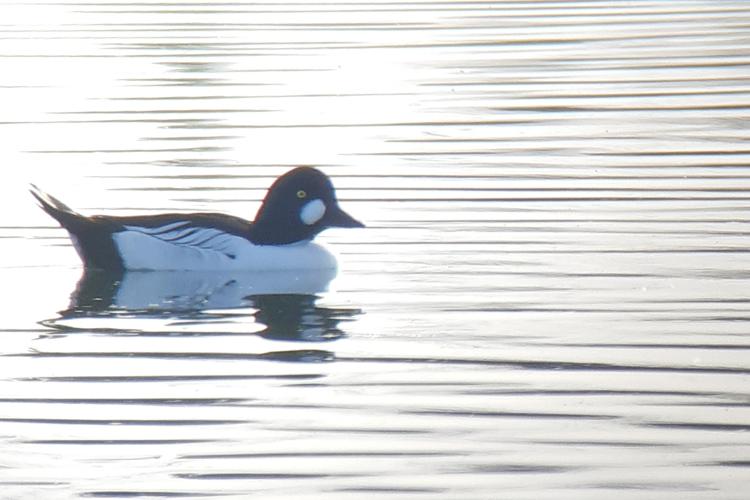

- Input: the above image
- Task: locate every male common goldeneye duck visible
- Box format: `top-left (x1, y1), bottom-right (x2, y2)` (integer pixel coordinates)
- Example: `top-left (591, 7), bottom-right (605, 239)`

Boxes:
top-left (31, 166), bottom-right (364, 271)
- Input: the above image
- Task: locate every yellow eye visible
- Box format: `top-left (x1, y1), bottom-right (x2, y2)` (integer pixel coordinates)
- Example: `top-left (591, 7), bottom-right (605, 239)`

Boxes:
top-left (296, 190), bottom-right (307, 199)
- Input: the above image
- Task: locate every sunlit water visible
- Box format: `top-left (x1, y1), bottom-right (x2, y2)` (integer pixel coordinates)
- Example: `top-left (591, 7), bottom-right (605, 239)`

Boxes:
top-left (1, 1), bottom-right (750, 499)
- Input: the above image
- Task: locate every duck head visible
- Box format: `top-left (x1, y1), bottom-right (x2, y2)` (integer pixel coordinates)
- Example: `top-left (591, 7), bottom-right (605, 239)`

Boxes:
top-left (250, 167), bottom-right (364, 245)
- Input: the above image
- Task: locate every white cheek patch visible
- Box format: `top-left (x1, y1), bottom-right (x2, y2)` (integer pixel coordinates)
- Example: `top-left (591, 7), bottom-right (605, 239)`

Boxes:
top-left (300, 199), bottom-right (326, 226)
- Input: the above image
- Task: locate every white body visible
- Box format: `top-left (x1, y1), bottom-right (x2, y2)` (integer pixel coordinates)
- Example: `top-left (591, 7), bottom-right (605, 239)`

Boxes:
top-left (111, 229), bottom-right (338, 271)
top-left (109, 268), bottom-right (337, 310)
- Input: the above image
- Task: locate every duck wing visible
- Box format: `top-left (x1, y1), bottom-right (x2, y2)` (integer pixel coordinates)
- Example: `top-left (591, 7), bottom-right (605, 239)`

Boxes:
top-left (113, 214), bottom-right (252, 256)
top-left (32, 185), bottom-right (254, 271)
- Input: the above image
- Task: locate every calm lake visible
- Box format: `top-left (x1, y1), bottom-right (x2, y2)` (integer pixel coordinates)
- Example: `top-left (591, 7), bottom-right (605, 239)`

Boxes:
top-left (1, 1), bottom-right (750, 498)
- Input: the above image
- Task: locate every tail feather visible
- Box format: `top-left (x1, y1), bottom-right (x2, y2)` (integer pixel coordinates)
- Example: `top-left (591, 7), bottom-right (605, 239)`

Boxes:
top-left (30, 185), bottom-right (124, 270)
top-left (30, 183), bottom-right (77, 212)
top-left (30, 184), bottom-right (89, 231)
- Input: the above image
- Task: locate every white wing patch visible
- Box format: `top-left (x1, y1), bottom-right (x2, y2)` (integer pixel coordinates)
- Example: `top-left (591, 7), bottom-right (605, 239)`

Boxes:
top-left (124, 223), bottom-right (239, 256)
top-left (113, 222), bottom-right (249, 270)
top-left (125, 222), bottom-right (237, 258)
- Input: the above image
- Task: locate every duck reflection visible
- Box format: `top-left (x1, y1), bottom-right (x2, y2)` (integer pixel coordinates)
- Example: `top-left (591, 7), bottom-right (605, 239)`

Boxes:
top-left (55, 268), bottom-right (360, 343)
top-left (250, 293), bottom-right (357, 342)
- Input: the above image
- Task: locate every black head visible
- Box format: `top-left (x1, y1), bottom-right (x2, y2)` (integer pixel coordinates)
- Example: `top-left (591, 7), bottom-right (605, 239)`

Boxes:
top-left (249, 167), bottom-right (364, 245)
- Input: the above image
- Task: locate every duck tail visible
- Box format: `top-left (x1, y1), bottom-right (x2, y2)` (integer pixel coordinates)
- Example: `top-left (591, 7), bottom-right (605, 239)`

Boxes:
top-left (30, 184), bottom-right (88, 231)
top-left (30, 185), bottom-right (124, 271)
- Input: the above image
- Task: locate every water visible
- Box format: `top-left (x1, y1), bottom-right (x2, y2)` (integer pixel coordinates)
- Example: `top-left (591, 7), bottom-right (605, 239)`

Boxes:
top-left (1, 1), bottom-right (750, 498)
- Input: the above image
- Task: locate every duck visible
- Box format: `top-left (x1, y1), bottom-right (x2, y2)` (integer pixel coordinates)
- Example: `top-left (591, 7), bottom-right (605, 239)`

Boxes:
top-left (31, 166), bottom-right (364, 271)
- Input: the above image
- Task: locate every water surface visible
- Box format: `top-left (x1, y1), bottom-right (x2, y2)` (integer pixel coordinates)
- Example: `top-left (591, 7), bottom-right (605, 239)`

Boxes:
top-left (1, 1), bottom-right (750, 499)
